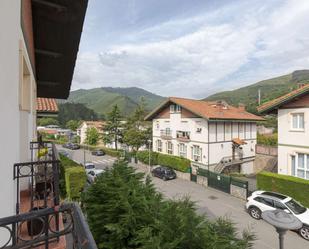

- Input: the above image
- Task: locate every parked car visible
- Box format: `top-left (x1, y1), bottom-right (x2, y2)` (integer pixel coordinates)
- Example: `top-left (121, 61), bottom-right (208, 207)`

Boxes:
top-left (91, 149), bottom-right (105, 156)
top-left (87, 169), bottom-right (104, 183)
top-left (58, 150), bottom-right (70, 158)
top-left (246, 190), bottom-right (309, 240)
top-left (62, 142), bottom-right (73, 149)
top-left (84, 162), bottom-right (96, 173)
top-left (70, 143), bottom-right (80, 150)
top-left (151, 166), bottom-right (176, 181)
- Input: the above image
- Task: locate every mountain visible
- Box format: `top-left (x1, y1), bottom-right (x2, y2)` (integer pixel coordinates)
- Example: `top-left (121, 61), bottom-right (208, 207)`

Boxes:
top-left (205, 70), bottom-right (309, 113)
top-left (67, 87), bottom-right (164, 117)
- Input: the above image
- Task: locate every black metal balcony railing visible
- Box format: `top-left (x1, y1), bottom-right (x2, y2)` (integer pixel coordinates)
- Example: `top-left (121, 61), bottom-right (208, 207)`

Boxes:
top-left (0, 202), bottom-right (97, 249)
top-left (0, 141), bottom-right (98, 249)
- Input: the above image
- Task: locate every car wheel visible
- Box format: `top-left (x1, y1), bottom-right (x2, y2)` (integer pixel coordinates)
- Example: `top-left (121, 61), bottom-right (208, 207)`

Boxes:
top-left (163, 176), bottom-right (167, 181)
top-left (249, 207), bottom-right (261, 220)
top-left (299, 226), bottom-right (309, 240)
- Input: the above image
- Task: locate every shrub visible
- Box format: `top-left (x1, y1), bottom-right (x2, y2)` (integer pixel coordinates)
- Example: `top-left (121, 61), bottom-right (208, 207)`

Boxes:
top-left (65, 167), bottom-right (86, 201)
top-left (59, 154), bottom-right (81, 198)
top-left (157, 153), bottom-right (191, 172)
top-left (257, 171), bottom-right (309, 207)
top-left (137, 151), bottom-right (159, 165)
top-left (257, 133), bottom-right (278, 146)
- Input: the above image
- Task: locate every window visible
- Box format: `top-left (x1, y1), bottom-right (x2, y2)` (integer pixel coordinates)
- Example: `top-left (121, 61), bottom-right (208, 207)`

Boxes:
top-left (157, 140), bottom-right (162, 152)
top-left (192, 145), bottom-right (202, 162)
top-left (155, 121), bottom-right (160, 130)
top-left (239, 123), bottom-right (244, 133)
top-left (274, 201), bottom-right (287, 210)
top-left (179, 143), bottom-right (187, 158)
top-left (291, 113), bottom-right (304, 130)
top-left (291, 153), bottom-right (309, 179)
top-left (170, 104), bottom-right (175, 113)
top-left (175, 105), bottom-right (181, 112)
top-left (255, 197), bottom-right (273, 207)
top-left (167, 142), bottom-right (173, 154)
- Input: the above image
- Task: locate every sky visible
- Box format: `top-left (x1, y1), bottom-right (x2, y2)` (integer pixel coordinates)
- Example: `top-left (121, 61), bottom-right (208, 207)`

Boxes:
top-left (72, 0), bottom-right (309, 98)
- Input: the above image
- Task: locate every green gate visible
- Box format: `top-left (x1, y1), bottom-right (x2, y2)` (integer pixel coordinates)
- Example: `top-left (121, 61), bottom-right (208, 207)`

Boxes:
top-left (208, 171), bottom-right (231, 193)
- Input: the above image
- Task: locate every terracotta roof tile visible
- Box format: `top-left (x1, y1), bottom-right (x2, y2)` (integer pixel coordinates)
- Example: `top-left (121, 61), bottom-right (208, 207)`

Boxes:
top-left (37, 98), bottom-right (58, 113)
top-left (257, 84), bottom-right (309, 113)
top-left (146, 97), bottom-right (264, 121)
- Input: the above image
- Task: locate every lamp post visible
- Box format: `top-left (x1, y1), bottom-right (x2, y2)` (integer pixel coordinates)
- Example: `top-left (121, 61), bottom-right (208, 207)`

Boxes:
top-left (148, 139), bottom-right (152, 175)
top-left (262, 210), bottom-right (302, 249)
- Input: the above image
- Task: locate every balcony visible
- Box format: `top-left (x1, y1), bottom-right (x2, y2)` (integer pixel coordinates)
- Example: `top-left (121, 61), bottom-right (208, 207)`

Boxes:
top-left (160, 129), bottom-right (172, 140)
top-left (0, 141), bottom-right (97, 249)
top-left (176, 131), bottom-right (190, 142)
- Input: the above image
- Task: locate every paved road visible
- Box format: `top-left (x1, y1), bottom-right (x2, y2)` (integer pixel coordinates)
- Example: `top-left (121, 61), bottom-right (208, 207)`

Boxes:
top-left (60, 147), bottom-right (308, 249)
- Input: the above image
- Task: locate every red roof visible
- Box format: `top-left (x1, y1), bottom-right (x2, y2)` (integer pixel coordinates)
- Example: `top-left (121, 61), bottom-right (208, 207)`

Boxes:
top-left (258, 84), bottom-right (309, 113)
top-left (37, 98), bottom-right (58, 113)
top-left (145, 97), bottom-right (264, 121)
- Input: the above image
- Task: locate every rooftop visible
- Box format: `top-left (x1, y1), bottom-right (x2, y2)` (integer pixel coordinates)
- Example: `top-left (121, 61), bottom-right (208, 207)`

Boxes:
top-left (37, 98), bottom-right (58, 113)
top-left (145, 97), bottom-right (264, 121)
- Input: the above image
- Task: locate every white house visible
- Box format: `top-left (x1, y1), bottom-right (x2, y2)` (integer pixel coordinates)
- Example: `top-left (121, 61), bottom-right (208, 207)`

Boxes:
top-left (0, 0), bottom-right (87, 245)
top-left (145, 97), bottom-right (264, 174)
top-left (77, 121), bottom-right (105, 144)
top-left (258, 84), bottom-right (309, 180)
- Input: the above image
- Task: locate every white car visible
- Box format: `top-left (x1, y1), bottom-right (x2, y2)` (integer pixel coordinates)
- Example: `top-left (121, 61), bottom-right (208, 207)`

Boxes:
top-left (246, 190), bottom-right (309, 240)
top-left (87, 169), bottom-right (104, 183)
top-left (84, 162), bottom-right (95, 173)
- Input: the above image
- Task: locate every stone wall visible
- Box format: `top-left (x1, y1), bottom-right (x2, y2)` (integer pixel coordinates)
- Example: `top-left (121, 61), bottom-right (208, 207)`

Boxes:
top-left (175, 171), bottom-right (191, 181)
top-left (230, 184), bottom-right (247, 200)
top-left (196, 175), bottom-right (208, 187)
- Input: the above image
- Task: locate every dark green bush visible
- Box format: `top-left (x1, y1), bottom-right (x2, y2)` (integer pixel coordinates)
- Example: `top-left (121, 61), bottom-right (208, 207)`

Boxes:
top-left (65, 167), bottom-right (87, 201)
top-left (257, 171), bottom-right (309, 207)
top-left (157, 153), bottom-right (191, 172)
top-left (136, 151), bottom-right (159, 165)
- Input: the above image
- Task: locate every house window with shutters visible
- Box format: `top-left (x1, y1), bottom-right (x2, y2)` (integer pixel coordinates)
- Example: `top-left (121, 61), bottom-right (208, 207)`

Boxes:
top-left (167, 142), bottom-right (173, 155)
top-left (192, 145), bottom-right (202, 162)
top-left (178, 143), bottom-right (187, 158)
top-left (156, 140), bottom-right (162, 152)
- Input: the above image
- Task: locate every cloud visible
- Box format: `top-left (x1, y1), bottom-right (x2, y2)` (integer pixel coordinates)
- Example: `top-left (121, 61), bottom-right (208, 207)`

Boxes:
top-left (72, 0), bottom-right (309, 98)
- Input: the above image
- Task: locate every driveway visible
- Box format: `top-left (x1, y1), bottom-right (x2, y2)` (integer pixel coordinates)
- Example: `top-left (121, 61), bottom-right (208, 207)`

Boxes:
top-left (59, 147), bottom-right (308, 249)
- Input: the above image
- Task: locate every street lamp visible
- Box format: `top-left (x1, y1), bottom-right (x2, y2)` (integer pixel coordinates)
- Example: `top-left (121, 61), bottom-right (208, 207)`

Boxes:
top-left (148, 139), bottom-right (152, 175)
top-left (262, 210), bottom-right (302, 249)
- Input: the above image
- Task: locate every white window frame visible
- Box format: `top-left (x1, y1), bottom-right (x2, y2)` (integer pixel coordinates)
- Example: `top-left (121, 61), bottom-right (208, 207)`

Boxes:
top-left (167, 142), bottom-right (173, 155)
top-left (155, 121), bottom-right (160, 130)
top-left (170, 104), bottom-right (175, 113)
top-left (175, 105), bottom-right (181, 113)
top-left (157, 140), bottom-right (162, 152)
top-left (192, 145), bottom-right (202, 162)
top-left (291, 113), bottom-right (305, 131)
top-left (291, 153), bottom-right (309, 179)
top-left (179, 143), bottom-right (187, 158)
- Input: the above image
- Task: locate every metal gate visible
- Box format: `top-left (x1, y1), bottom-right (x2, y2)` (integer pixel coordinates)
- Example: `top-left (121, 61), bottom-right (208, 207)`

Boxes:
top-left (208, 171), bottom-right (231, 193)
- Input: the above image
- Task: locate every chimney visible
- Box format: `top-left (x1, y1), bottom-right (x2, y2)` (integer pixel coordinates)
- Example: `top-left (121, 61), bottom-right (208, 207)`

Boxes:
top-left (238, 103), bottom-right (245, 112)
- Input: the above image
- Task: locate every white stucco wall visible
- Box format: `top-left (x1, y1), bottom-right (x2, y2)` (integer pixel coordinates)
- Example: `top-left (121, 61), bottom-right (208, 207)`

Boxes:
top-left (277, 108), bottom-right (309, 177)
top-left (0, 0), bottom-right (37, 232)
top-left (152, 112), bottom-right (257, 168)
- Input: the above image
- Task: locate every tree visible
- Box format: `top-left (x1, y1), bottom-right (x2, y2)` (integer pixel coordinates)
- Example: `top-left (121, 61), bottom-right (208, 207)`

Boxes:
top-left (85, 127), bottom-right (100, 146)
top-left (123, 98), bottom-right (152, 152)
top-left (37, 117), bottom-right (59, 127)
top-left (65, 120), bottom-right (81, 131)
top-left (82, 161), bottom-right (254, 249)
top-left (102, 105), bottom-right (122, 150)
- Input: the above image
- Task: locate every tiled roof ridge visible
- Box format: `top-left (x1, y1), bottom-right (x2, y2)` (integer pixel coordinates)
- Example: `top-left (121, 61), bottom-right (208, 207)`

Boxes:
top-left (258, 83), bottom-right (309, 113)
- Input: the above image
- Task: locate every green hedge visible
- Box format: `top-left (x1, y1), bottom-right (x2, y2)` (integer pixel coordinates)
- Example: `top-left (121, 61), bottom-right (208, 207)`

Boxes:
top-left (59, 154), bottom-right (83, 198)
top-left (137, 151), bottom-right (159, 165)
top-left (257, 171), bottom-right (309, 207)
top-left (257, 133), bottom-right (278, 146)
top-left (65, 167), bottom-right (87, 201)
top-left (136, 151), bottom-right (191, 172)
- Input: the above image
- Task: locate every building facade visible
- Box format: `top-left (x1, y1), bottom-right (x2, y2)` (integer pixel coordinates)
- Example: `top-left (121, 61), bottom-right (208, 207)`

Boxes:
top-left (77, 121), bottom-right (105, 144)
top-left (146, 97), bottom-right (264, 174)
top-left (258, 84), bottom-right (309, 180)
